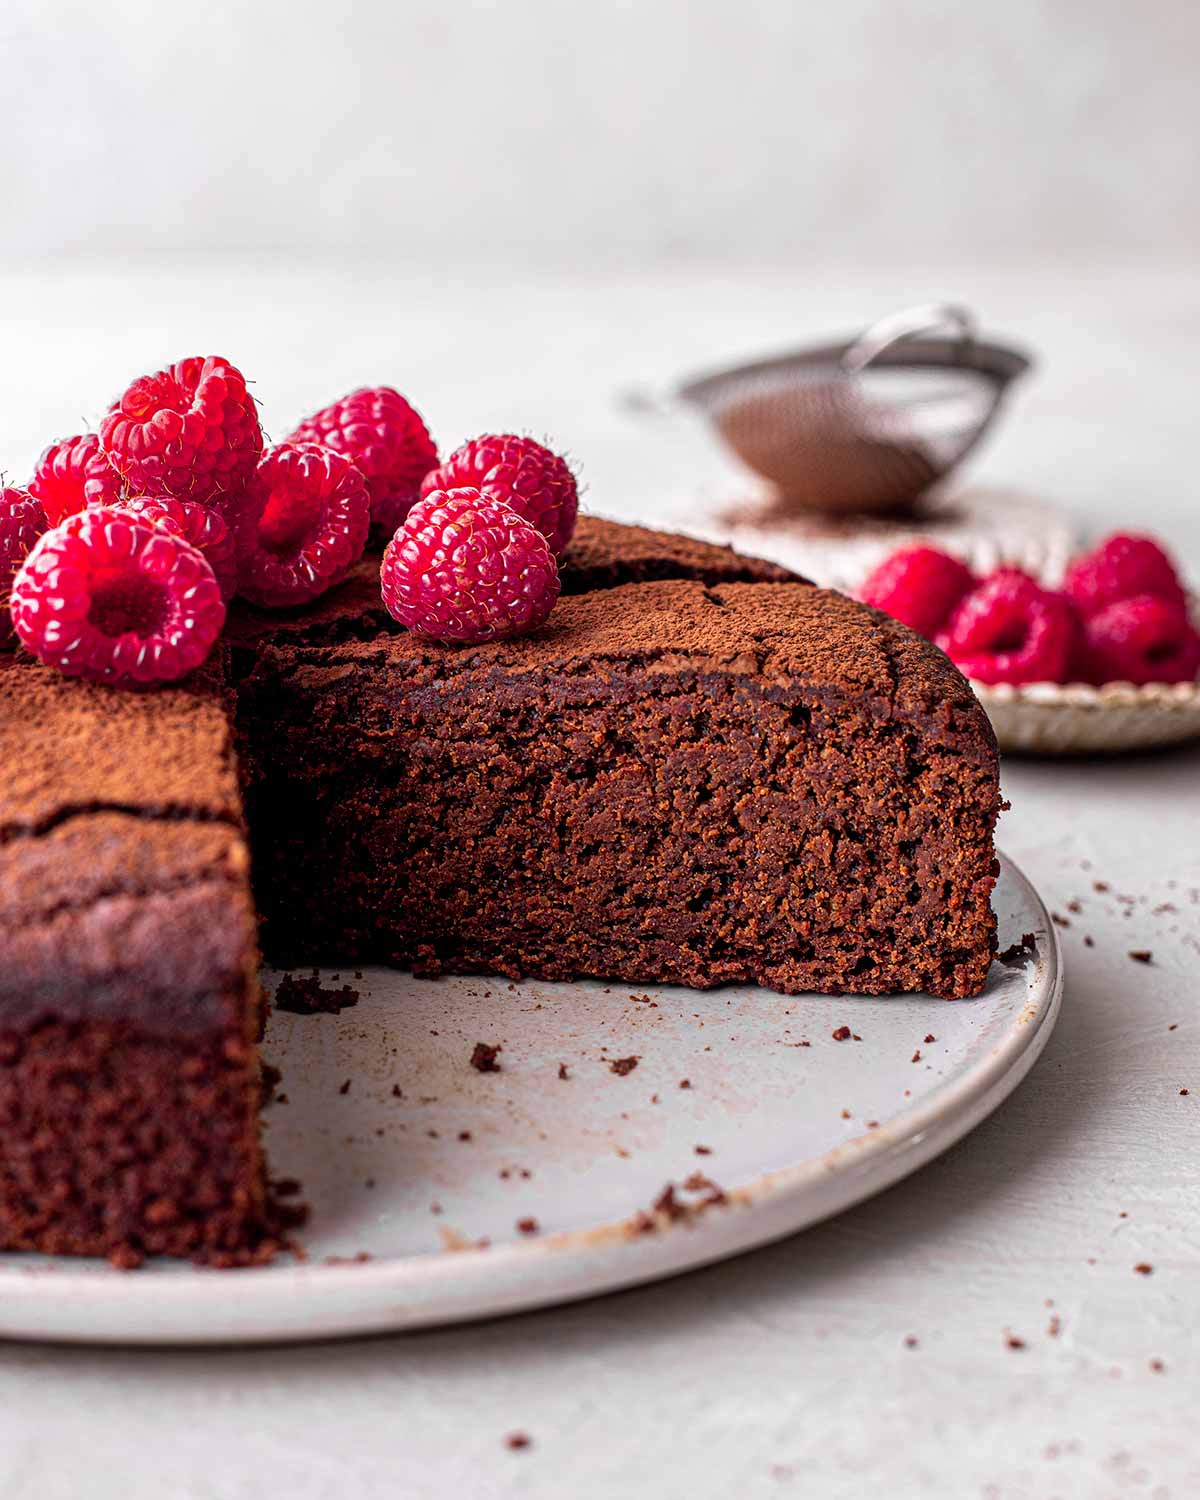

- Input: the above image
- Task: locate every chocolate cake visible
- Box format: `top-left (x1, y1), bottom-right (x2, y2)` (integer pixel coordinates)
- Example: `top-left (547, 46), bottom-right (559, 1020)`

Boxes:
top-left (0, 516), bottom-right (1000, 1265)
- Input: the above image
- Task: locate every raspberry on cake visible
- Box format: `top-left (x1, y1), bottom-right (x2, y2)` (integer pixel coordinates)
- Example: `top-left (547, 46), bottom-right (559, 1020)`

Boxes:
top-left (421, 434), bottom-right (579, 557)
top-left (287, 386), bottom-right (437, 537)
top-left (28, 433), bottom-right (122, 525)
top-left (935, 569), bottom-right (1075, 686)
top-left (232, 442), bottom-right (371, 609)
top-left (99, 356), bottom-right (263, 510)
top-left (858, 545), bottom-right (975, 640)
top-left (10, 505), bottom-right (226, 687)
top-left (0, 487), bottom-right (47, 648)
top-left (1084, 594), bottom-right (1200, 685)
top-left (117, 497), bottom-right (239, 601)
top-left (381, 487), bottom-right (560, 643)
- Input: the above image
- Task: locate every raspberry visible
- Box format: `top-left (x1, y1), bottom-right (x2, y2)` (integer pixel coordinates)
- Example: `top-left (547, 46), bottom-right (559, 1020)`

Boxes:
top-left (1084, 594), bottom-right (1200, 685)
top-left (381, 487), bottom-right (560, 644)
top-left (1063, 533), bottom-right (1187, 619)
top-left (99, 356), bottom-right (263, 509)
top-left (28, 433), bottom-right (122, 525)
top-left (287, 386), bottom-right (437, 536)
top-left (420, 434), bottom-right (578, 557)
top-left (858, 545), bottom-right (975, 639)
top-left (9, 505), bottom-right (225, 687)
top-left (116, 497), bottom-right (238, 601)
top-left (232, 442), bottom-right (370, 608)
top-left (0, 487), bottom-right (47, 648)
top-left (935, 569), bottom-right (1075, 685)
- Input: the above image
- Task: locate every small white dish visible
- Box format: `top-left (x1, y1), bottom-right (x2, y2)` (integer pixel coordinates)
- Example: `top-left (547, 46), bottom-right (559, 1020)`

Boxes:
top-left (0, 853), bottom-right (1060, 1346)
top-left (975, 678), bottom-right (1200, 755)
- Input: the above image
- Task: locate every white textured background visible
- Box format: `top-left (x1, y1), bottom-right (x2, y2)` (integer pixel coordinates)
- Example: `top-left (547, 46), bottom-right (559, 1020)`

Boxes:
top-left (3, 0), bottom-right (1199, 264)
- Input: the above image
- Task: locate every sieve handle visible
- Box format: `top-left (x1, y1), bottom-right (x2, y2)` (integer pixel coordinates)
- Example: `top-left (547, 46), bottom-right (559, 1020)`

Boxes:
top-left (841, 303), bottom-right (976, 376)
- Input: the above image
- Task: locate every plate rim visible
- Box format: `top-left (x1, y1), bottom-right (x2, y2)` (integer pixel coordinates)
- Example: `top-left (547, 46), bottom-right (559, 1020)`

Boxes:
top-left (0, 850), bottom-right (1061, 1346)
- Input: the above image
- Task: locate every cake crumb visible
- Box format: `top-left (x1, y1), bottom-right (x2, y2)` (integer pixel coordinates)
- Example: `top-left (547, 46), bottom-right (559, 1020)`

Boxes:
top-left (273, 973), bottom-right (361, 1015)
top-left (1005, 1332), bottom-right (1026, 1350)
top-left (1128, 950), bottom-right (1153, 965)
top-left (505, 1432), bottom-right (532, 1451)
top-left (924, 1033), bottom-right (936, 1044)
top-left (831, 1025), bottom-right (852, 1042)
top-left (1047, 1314), bottom-right (1061, 1337)
top-left (516, 1217), bottom-right (539, 1236)
top-left (391, 1084), bottom-right (404, 1098)
top-left (1134, 1262), bottom-right (1153, 1275)
top-left (557, 1063), bottom-right (570, 1081)
top-left (911, 1049), bottom-right (921, 1063)
top-left (903, 1335), bottom-right (919, 1349)
top-left (694, 1144), bottom-right (712, 1156)
top-left (471, 1042), bottom-right (502, 1073)
top-left (338, 1079), bottom-right (351, 1095)
top-left (609, 1056), bottom-right (639, 1076)
top-left (998, 933), bottom-right (1037, 966)
top-left (1150, 1358), bottom-right (1166, 1374)
top-left (679, 1078), bottom-right (691, 1090)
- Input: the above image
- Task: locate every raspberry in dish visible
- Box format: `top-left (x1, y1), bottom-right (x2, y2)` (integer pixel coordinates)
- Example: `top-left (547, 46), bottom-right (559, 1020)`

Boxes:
top-left (1084, 594), bottom-right (1200, 685)
top-left (99, 356), bottom-right (263, 510)
top-left (420, 434), bottom-right (578, 557)
top-left (0, 487), bottom-right (47, 647)
top-left (28, 433), bottom-right (122, 525)
top-left (9, 504), bottom-right (225, 686)
top-left (936, 569), bottom-right (1075, 685)
top-left (1063, 532), bottom-right (1188, 619)
top-left (287, 386), bottom-right (437, 537)
top-left (116, 496), bottom-right (239, 601)
top-left (858, 545), bottom-right (975, 640)
top-left (232, 442), bottom-right (370, 608)
top-left (380, 487), bottom-right (560, 643)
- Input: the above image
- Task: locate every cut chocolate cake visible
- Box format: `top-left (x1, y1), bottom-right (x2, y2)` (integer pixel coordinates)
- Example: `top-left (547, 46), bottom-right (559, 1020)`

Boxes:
top-left (0, 516), bottom-right (1000, 1265)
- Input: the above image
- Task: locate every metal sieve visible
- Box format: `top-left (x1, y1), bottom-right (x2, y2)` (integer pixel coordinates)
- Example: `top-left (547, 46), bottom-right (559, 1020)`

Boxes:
top-left (674, 304), bottom-right (1033, 516)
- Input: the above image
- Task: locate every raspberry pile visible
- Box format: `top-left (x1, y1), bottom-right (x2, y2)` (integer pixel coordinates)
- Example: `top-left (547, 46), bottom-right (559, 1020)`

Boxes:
top-left (4, 353), bottom-right (580, 685)
top-left (859, 533), bottom-right (1198, 687)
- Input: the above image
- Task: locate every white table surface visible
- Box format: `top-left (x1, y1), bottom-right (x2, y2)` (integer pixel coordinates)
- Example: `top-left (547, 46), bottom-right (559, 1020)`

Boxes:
top-left (0, 259), bottom-right (1197, 1499)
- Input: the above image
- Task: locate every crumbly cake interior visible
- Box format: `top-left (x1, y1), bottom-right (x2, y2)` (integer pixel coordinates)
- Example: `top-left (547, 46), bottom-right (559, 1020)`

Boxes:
top-left (239, 581), bottom-right (999, 999)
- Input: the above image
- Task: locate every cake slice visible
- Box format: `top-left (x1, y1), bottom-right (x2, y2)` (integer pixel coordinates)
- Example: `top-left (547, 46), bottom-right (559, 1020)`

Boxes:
top-left (0, 662), bottom-right (277, 1264)
top-left (240, 580), bottom-right (1000, 998)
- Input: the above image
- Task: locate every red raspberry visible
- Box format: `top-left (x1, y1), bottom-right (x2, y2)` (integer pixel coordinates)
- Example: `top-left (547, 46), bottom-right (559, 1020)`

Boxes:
top-left (935, 569), bottom-right (1075, 685)
top-left (1084, 594), bottom-right (1200, 685)
top-left (232, 443), bottom-right (370, 608)
top-left (116, 496), bottom-right (238, 600)
top-left (1063, 532), bottom-right (1187, 619)
top-left (28, 433), bottom-right (122, 525)
top-left (420, 434), bottom-right (578, 557)
top-left (858, 545), bottom-right (975, 639)
top-left (99, 356), bottom-right (263, 509)
top-left (287, 386), bottom-right (437, 536)
top-left (10, 505), bottom-right (225, 687)
top-left (381, 487), bottom-right (560, 644)
top-left (0, 487), bottom-right (48, 648)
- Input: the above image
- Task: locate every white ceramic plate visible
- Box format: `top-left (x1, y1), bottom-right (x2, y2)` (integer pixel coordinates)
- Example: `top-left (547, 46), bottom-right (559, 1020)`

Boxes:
top-left (0, 853), bottom-right (1059, 1346)
top-left (975, 678), bottom-right (1200, 755)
